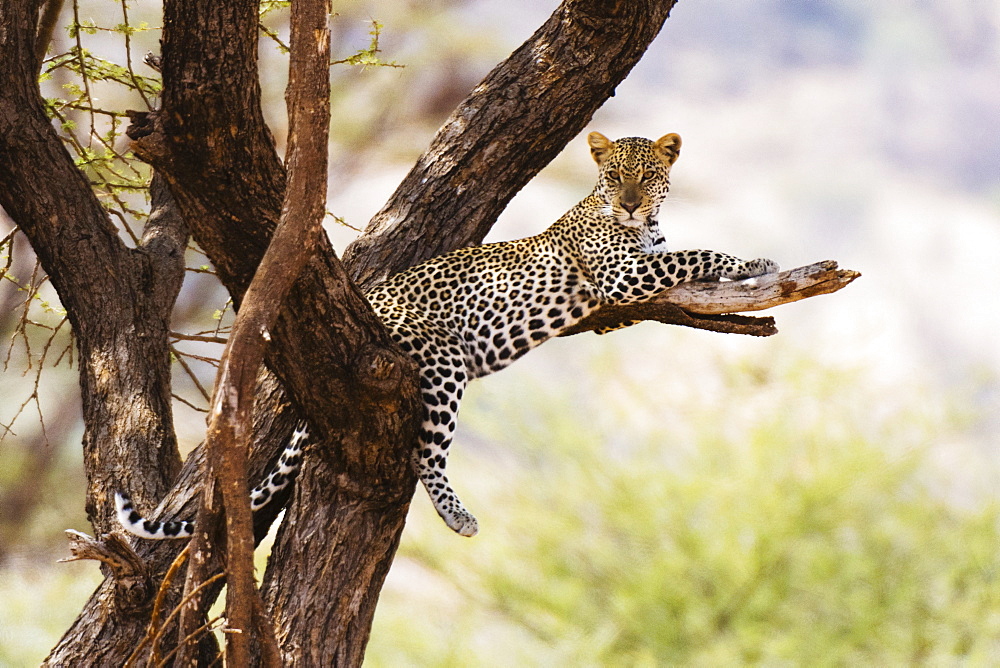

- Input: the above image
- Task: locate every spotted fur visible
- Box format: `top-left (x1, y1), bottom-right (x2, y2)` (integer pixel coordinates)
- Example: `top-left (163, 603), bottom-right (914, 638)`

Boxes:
top-left (116, 132), bottom-right (777, 541)
top-left (115, 422), bottom-right (308, 539)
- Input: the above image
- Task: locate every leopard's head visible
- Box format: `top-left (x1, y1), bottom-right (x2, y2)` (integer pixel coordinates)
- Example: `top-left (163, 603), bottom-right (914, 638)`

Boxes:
top-left (588, 132), bottom-right (681, 227)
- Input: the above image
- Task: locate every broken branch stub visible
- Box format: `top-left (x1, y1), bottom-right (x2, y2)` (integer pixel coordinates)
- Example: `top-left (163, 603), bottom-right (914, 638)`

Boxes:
top-left (62, 530), bottom-right (154, 614)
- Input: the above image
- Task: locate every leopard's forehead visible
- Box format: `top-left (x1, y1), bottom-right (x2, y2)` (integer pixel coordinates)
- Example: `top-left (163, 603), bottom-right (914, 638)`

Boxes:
top-left (605, 137), bottom-right (658, 167)
top-left (613, 136), bottom-right (653, 147)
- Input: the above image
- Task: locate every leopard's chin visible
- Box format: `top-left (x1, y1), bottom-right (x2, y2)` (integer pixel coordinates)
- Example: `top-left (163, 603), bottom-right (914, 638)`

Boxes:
top-left (616, 215), bottom-right (646, 227)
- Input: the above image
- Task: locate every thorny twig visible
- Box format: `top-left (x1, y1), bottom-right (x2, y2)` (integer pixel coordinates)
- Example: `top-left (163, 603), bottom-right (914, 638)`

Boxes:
top-left (119, 0), bottom-right (154, 111)
top-left (169, 344), bottom-right (213, 405)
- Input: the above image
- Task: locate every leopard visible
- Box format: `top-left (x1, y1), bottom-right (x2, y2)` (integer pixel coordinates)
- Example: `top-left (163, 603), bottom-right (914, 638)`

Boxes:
top-left (116, 131), bottom-right (778, 540)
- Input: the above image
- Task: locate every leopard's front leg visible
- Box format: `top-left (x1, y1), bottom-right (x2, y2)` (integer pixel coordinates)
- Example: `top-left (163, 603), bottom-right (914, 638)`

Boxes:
top-left (593, 249), bottom-right (779, 305)
top-left (689, 250), bottom-right (779, 282)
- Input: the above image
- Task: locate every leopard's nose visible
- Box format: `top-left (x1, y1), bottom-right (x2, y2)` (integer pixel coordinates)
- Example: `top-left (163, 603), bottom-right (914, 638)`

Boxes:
top-left (621, 201), bottom-right (639, 214)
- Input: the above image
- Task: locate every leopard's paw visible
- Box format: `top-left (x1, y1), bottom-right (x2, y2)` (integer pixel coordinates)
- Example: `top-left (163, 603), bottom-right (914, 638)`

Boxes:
top-left (733, 258), bottom-right (780, 280)
top-left (746, 258), bottom-right (780, 277)
top-left (441, 506), bottom-right (479, 537)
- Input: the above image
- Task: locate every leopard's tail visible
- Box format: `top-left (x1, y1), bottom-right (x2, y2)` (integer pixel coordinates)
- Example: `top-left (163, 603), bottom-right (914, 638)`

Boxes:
top-left (115, 422), bottom-right (309, 540)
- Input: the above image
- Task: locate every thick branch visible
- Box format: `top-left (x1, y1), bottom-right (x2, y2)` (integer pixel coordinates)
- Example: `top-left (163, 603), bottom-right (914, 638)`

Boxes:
top-left (659, 260), bottom-right (860, 315)
top-left (0, 4), bottom-right (203, 664)
top-left (561, 261), bottom-right (861, 337)
top-left (343, 0), bottom-right (679, 289)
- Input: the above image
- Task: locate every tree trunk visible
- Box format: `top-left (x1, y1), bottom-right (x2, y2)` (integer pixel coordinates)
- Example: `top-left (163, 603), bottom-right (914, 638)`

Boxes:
top-left (128, 0), bottom-right (679, 663)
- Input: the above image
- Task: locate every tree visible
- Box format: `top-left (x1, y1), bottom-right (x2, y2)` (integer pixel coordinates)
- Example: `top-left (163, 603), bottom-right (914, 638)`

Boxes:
top-left (0, 0), bottom-right (856, 664)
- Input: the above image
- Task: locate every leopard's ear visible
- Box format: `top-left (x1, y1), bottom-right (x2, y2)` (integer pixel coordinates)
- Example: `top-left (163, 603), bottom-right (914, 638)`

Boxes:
top-left (588, 132), bottom-right (615, 166)
top-left (653, 133), bottom-right (682, 166)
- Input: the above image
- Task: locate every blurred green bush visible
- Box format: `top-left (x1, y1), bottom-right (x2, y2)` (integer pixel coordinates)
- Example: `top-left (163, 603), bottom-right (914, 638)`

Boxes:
top-left (369, 348), bottom-right (1000, 666)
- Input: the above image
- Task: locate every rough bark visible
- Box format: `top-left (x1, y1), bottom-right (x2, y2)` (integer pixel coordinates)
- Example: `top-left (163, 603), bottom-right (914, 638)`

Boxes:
top-left (127, 0), bottom-right (423, 660)
top-left (0, 1), bottom-right (185, 532)
top-left (1, 2), bottom-right (195, 662)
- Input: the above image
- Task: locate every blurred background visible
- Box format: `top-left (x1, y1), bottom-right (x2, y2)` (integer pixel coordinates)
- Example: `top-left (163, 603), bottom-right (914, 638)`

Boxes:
top-left (1, 0), bottom-right (998, 664)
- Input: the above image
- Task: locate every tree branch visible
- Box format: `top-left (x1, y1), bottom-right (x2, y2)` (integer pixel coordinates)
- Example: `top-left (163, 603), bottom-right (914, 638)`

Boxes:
top-left (1, 0), bottom-right (186, 532)
top-left (343, 0), bottom-right (679, 288)
top-left (660, 260), bottom-right (860, 316)
top-left (187, 0), bottom-right (330, 663)
top-left (60, 530), bottom-right (154, 615)
top-left (0, 4), bottom-right (203, 661)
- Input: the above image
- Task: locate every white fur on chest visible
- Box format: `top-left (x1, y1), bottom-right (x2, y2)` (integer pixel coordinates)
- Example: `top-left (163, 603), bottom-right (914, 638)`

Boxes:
top-left (638, 219), bottom-right (669, 253)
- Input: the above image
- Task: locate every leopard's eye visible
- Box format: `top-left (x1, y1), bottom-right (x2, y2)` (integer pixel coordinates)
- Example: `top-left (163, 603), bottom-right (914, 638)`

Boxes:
top-left (607, 170), bottom-right (621, 183)
top-left (642, 169), bottom-right (656, 181)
